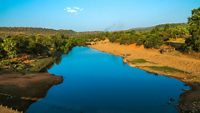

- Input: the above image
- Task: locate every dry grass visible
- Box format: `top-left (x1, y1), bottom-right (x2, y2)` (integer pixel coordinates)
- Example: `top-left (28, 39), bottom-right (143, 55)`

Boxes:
top-left (167, 38), bottom-right (186, 43)
top-left (0, 106), bottom-right (20, 113)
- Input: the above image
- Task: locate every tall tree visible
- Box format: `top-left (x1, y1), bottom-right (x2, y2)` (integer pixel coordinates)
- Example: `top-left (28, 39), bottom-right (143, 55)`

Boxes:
top-left (186, 8), bottom-right (200, 52)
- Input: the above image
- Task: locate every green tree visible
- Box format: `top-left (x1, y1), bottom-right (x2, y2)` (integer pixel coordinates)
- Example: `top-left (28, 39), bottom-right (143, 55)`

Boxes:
top-left (144, 34), bottom-right (163, 48)
top-left (136, 35), bottom-right (146, 45)
top-left (186, 8), bottom-right (200, 52)
top-left (2, 38), bottom-right (17, 58)
top-left (13, 35), bottom-right (29, 53)
top-left (167, 26), bottom-right (189, 39)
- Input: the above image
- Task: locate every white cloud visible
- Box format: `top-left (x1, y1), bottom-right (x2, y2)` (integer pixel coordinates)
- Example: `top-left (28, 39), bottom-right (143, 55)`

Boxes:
top-left (64, 7), bottom-right (83, 14)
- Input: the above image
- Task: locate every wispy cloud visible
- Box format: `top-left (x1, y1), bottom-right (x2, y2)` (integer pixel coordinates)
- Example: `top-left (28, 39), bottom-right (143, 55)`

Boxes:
top-left (104, 24), bottom-right (125, 31)
top-left (64, 7), bottom-right (83, 14)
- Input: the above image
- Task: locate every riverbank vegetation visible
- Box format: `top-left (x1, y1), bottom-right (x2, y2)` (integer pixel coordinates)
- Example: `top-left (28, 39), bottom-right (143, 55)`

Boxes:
top-left (0, 8), bottom-right (199, 74)
top-left (106, 23), bottom-right (189, 49)
top-left (0, 29), bottom-right (91, 73)
top-left (90, 8), bottom-right (199, 54)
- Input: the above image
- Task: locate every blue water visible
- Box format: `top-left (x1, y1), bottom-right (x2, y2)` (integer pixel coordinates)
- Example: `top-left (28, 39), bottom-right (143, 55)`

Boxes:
top-left (27, 46), bottom-right (189, 113)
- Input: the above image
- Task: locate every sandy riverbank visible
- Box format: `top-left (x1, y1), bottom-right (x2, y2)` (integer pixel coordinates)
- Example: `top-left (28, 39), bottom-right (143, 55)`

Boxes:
top-left (0, 73), bottom-right (63, 112)
top-left (89, 39), bottom-right (200, 113)
top-left (0, 106), bottom-right (20, 113)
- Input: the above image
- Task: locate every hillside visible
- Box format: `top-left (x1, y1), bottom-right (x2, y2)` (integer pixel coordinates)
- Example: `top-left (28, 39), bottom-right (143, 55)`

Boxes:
top-left (0, 27), bottom-right (75, 36)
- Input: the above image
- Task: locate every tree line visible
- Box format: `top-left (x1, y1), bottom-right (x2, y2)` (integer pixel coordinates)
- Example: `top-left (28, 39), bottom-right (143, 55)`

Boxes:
top-left (0, 8), bottom-right (199, 60)
top-left (82, 8), bottom-right (200, 52)
top-left (0, 32), bottom-right (92, 73)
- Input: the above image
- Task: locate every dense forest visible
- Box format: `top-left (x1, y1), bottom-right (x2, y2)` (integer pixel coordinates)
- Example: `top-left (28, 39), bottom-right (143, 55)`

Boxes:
top-left (0, 7), bottom-right (199, 73)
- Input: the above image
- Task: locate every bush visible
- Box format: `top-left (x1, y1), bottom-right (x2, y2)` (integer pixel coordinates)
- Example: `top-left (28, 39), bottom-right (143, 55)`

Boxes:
top-left (2, 38), bottom-right (17, 58)
top-left (119, 34), bottom-right (133, 44)
top-left (144, 34), bottom-right (163, 48)
top-left (136, 36), bottom-right (146, 46)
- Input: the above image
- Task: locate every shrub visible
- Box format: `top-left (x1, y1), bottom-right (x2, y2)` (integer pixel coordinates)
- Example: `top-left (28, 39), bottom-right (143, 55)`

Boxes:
top-left (144, 34), bottom-right (163, 48)
top-left (136, 36), bottom-right (146, 46)
top-left (2, 38), bottom-right (17, 58)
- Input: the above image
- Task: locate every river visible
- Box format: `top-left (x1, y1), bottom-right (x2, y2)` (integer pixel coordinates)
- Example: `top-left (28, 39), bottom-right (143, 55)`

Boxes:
top-left (26, 46), bottom-right (190, 113)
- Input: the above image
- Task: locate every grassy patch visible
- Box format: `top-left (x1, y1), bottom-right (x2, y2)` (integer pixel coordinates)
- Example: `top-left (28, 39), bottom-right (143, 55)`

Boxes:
top-left (0, 56), bottom-right (55, 73)
top-left (129, 59), bottom-right (148, 64)
top-left (148, 66), bottom-right (185, 73)
top-left (30, 57), bottom-right (54, 72)
top-left (168, 38), bottom-right (185, 44)
top-left (0, 59), bottom-right (25, 72)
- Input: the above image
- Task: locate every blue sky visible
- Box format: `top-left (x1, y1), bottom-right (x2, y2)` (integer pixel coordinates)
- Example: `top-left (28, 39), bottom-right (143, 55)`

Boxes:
top-left (0, 0), bottom-right (199, 31)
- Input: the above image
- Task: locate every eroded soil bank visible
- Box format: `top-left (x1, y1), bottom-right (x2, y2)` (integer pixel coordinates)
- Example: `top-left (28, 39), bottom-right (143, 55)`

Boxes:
top-left (89, 40), bottom-right (200, 113)
top-left (0, 73), bottom-right (63, 112)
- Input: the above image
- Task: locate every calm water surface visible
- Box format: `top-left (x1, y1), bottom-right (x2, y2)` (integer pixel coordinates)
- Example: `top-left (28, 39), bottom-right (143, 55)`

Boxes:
top-left (27, 46), bottom-right (189, 113)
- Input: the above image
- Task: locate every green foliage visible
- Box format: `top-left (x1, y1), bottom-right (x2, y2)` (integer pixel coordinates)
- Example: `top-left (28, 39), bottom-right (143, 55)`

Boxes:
top-left (150, 24), bottom-right (189, 40)
top-left (15, 63), bottom-right (26, 73)
top-left (167, 25), bottom-right (189, 38)
top-left (0, 60), bottom-right (14, 65)
top-left (119, 32), bottom-right (139, 45)
top-left (30, 57), bottom-right (54, 72)
top-left (136, 36), bottom-right (146, 46)
top-left (0, 32), bottom-right (84, 60)
top-left (0, 28), bottom-right (98, 73)
top-left (185, 7), bottom-right (200, 52)
top-left (1, 38), bottom-right (17, 58)
top-left (107, 30), bottom-right (140, 44)
top-left (144, 34), bottom-right (163, 48)
top-left (14, 35), bottom-right (30, 53)
top-left (105, 23), bottom-right (188, 49)
top-left (0, 59), bottom-right (27, 73)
